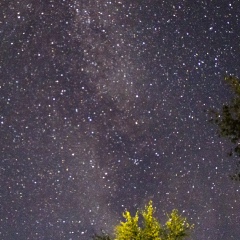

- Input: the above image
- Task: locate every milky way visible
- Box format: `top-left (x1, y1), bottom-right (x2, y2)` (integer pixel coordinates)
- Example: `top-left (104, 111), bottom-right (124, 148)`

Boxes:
top-left (1, 1), bottom-right (240, 239)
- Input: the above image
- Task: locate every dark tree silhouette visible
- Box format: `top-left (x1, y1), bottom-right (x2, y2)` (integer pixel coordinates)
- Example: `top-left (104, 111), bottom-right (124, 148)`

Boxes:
top-left (92, 229), bottom-right (112, 240)
top-left (209, 76), bottom-right (240, 180)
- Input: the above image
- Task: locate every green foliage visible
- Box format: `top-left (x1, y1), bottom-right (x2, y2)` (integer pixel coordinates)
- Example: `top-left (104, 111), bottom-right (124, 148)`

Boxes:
top-left (141, 200), bottom-right (162, 240)
top-left (113, 201), bottom-right (193, 240)
top-left (94, 201), bottom-right (193, 239)
top-left (115, 209), bottom-right (140, 240)
top-left (163, 209), bottom-right (193, 240)
top-left (209, 76), bottom-right (240, 180)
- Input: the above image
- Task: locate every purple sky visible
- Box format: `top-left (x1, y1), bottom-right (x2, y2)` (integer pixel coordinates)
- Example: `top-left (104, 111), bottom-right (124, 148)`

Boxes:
top-left (1, 1), bottom-right (240, 239)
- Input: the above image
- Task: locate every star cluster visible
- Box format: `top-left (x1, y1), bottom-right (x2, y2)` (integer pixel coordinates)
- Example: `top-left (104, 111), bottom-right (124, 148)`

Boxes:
top-left (1, 1), bottom-right (240, 239)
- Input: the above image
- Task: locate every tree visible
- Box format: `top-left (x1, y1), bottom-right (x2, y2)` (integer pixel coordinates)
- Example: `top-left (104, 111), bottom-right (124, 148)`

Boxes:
top-left (140, 201), bottom-right (162, 240)
top-left (92, 229), bottom-right (112, 240)
top-left (93, 201), bottom-right (193, 240)
top-left (163, 209), bottom-right (193, 240)
top-left (209, 76), bottom-right (240, 180)
top-left (114, 209), bottom-right (140, 240)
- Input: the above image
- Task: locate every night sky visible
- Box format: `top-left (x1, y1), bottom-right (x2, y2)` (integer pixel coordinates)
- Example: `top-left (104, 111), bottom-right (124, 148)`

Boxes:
top-left (1, 1), bottom-right (240, 239)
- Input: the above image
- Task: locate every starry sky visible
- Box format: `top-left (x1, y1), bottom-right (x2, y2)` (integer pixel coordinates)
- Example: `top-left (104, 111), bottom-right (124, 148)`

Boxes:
top-left (1, 0), bottom-right (240, 239)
